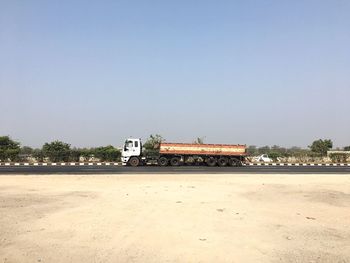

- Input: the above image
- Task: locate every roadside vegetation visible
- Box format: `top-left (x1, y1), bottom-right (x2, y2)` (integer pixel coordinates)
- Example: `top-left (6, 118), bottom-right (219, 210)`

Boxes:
top-left (0, 136), bottom-right (120, 162)
top-left (0, 136), bottom-right (20, 161)
top-left (247, 139), bottom-right (333, 158)
top-left (248, 139), bottom-right (350, 163)
top-left (0, 135), bottom-right (349, 163)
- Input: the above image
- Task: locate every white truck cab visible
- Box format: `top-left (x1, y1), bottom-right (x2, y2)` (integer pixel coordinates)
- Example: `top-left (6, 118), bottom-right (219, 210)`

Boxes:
top-left (121, 138), bottom-right (142, 166)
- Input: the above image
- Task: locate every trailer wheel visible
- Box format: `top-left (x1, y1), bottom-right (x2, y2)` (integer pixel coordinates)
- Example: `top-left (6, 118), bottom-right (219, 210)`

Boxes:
top-left (218, 157), bottom-right (228, 167)
top-left (206, 157), bottom-right (217, 167)
top-left (229, 158), bottom-right (241, 167)
top-left (158, 156), bottom-right (168, 166)
top-left (129, 157), bottom-right (140, 167)
top-left (170, 157), bottom-right (181, 166)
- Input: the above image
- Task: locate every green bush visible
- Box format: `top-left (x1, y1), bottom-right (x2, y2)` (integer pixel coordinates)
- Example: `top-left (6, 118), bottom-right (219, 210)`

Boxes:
top-left (42, 141), bottom-right (71, 162)
top-left (92, 146), bottom-right (121, 162)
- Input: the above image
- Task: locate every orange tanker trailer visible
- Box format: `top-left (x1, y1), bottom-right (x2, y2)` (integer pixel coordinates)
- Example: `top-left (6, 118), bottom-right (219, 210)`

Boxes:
top-left (158, 142), bottom-right (246, 166)
top-left (121, 138), bottom-right (247, 167)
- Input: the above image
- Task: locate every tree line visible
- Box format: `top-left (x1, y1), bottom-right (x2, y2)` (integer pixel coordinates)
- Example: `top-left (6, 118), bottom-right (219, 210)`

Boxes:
top-left (0, 136), bottom-right (120, 162)
top-left (247, 139), bottom-right (350, 162)
top-left (1, 135), bottom-right (349, 162)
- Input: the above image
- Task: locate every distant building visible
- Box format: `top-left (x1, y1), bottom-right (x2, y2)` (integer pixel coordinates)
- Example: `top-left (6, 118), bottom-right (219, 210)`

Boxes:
top-left (327, 151), bottom-right (350, 156)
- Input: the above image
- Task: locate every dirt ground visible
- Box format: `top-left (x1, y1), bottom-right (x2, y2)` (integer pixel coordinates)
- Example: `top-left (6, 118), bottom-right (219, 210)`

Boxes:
top-left (0, 174), bottom-right (350, 263)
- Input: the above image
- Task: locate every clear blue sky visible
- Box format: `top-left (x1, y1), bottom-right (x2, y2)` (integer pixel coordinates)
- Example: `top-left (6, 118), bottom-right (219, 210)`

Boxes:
top-left (1, 0), bottom-right (349, 148)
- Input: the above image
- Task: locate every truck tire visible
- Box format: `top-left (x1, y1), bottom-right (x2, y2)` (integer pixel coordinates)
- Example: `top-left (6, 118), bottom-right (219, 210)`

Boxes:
top-left (129, 157), bottom-right (140, 167)
top-left (206, 157), bottom-right (217, 167)
top-left (218, 157), bottom-right (228, 167)
top-left (158, 156), bottom-right (168, 166)
top-left (170, 157), bottom-right (181, 166)
top-left (229, 158), bottom-right (241, 167)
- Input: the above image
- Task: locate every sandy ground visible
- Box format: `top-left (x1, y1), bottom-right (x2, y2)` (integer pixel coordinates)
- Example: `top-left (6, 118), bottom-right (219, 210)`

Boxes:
top-left (0, 174), bottom-right (350, 263)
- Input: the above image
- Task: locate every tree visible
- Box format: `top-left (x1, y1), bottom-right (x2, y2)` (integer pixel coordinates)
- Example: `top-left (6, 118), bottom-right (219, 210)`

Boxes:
top-left (143, 134), bottom-right (164, 150)
top-left (142, 134), bottom-right (164, 158)
top-left (344, 146), bottom-right (350, 151)
top-left (0, 136), bottom-right (20, 161)
top-left (309, 139), bottom-right (333, 156)
top-left (42, 140), bottom-right (71, 162)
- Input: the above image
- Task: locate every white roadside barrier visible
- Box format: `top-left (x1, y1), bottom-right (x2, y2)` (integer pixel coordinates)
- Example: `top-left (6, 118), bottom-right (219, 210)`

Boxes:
top-left (0, 162), bottom-right (348, 166)
top-left (242, 162), bottom-right (349, 167)
top-left (0, 162), bottom-right (121, 166)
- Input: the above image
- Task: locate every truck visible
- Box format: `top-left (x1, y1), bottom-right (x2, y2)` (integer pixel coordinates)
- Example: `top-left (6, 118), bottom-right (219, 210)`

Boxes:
top-left (121, 138), bottom-right (247, 167)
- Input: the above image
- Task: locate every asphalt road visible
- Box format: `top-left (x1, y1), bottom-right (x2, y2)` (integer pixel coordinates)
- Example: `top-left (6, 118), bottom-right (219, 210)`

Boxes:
top-left (0, 165), bottom-right (349, 174)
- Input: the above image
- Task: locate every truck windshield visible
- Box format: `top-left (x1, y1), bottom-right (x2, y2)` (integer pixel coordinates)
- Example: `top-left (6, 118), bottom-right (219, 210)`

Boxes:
top-left (124, 140), bottom-right (133, 151)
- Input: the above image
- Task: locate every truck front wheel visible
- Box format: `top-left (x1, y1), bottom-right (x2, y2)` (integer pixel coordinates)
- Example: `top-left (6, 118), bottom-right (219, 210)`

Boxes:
top-left (129, 157), bottom-right (140, 167)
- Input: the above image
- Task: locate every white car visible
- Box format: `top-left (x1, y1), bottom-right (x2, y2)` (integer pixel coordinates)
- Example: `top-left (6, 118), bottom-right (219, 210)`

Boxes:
top-left (255, 154), bottom-right (273, 163)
